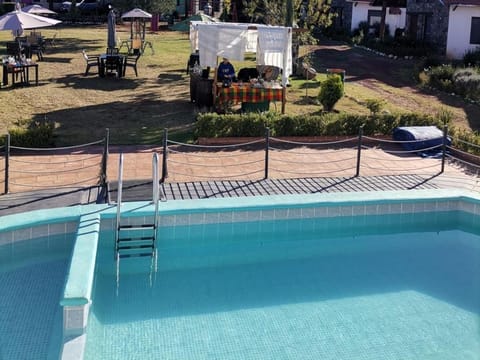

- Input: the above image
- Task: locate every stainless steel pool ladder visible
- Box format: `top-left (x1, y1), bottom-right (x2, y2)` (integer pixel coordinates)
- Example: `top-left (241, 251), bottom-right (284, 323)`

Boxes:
top-left (114, 153), bottom-right (160, 260)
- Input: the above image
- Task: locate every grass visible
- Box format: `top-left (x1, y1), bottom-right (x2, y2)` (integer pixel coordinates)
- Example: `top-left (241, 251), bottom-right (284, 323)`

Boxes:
top-left (1, 26), bottom-right (478, 146)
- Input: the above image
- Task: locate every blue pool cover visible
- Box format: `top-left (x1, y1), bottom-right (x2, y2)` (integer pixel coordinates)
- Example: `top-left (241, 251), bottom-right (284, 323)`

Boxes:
top-left (393, 126), bottom-right (451, 152)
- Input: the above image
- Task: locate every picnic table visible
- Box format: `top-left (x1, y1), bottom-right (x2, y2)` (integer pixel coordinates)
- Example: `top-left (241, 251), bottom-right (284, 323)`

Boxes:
top-left (216, 82), bottom-right (286, 113)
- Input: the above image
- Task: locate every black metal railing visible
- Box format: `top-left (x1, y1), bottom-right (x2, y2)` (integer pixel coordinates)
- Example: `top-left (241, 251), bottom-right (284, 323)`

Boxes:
top-left (2, 129), bottom-right (109, 194)
top-left (3, 126), bottom-right (480, 195)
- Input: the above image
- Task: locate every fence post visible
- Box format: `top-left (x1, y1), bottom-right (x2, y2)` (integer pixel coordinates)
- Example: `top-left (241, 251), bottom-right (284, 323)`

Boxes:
top-left (101, 128), bottom-right (109, 186)
top-left (264, 127), bottom-right (270, 179)
top-left (356, 126), bottom-right (363, 177)
top-left (441, 125), bottom-right (448, 174)
top-left (161, 128), bottom-right (168, 182)
top-left (4, 134), bottom-right (9, 194)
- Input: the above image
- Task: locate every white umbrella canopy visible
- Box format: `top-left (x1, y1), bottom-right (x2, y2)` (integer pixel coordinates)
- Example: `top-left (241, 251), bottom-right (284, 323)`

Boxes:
top-left (22, 4), bottom-right (57, 15)
top-left (0, 8), bottom-right (61, 36)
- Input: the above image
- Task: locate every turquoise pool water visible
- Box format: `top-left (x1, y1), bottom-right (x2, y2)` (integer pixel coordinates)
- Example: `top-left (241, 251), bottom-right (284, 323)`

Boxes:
top-left (0, 233), bottom-right (74, 360)
top-left (84, 212), bottom-right (480, 360)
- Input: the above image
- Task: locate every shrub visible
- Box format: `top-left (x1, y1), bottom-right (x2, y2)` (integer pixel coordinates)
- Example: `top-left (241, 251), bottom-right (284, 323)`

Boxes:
top-left (318, 75), bottom-right (344, 111)
top-left (7, 121), bottom-right (55, 147)
top-left (452, 67), bottom-right (480, 100)
top-left (463, 48), bottom-right (480, 67)
top-left (195, 112), bottom-right (442, 138)
top-left (426, 64), bottom-right (455, 92)
top-left (365, 98), bottom-right (386, 114)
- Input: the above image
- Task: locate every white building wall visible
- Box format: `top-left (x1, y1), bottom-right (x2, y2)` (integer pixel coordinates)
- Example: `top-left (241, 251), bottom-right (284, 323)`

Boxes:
top-left (350, 2), bottom-right (406, 36)
top-left (446, 6), bottom-right (480, 59)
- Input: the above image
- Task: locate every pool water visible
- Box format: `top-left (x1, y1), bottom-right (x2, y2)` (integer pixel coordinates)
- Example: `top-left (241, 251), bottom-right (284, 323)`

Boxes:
top-left (0, 233), bottom-right (74, 360)
top-left (84, 213), bottom-right (480, 360)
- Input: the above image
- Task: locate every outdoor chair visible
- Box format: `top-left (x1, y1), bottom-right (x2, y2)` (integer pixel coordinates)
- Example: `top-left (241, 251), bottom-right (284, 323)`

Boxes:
top-left (106, 47), bottom-right (119, 55)
top-left (27, 35), bottom-right (44, 61)
top-left (123, 54), bottom-right (140, 77)
top-left (45, 33), bottom-right (57, 48)
top-left (6, 41), bottom-right (23, 59)
top-left (82, 50), bottom-right (99, 76)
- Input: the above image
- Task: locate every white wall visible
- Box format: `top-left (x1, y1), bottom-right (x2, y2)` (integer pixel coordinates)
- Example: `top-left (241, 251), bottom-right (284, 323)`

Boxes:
top-left (446, 6), bottom-right (480, 59)
top-left (350, 2), bottom-right (406, 36)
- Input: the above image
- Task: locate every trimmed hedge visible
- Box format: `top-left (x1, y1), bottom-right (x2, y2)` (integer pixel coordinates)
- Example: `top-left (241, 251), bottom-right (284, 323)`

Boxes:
top-left (0, 121), bottom-right (55, 147)
top-left (195, 112), bottom-right (444, 138)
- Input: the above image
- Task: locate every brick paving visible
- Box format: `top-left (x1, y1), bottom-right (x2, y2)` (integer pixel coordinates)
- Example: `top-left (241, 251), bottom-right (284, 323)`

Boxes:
top-left (0, 144), bottom-right (478, 217)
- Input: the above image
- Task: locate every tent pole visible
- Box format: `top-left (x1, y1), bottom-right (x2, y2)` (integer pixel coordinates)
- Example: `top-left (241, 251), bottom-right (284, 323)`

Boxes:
top-left (212, 56), bottom-right (219, 111)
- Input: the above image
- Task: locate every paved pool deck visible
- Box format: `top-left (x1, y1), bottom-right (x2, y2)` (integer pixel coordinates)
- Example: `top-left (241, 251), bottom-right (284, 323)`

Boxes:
top-left (0, 145), bottom-right (478, 217)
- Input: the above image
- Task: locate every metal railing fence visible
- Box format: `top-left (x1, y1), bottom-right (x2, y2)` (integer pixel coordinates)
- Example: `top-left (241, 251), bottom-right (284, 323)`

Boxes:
top-left (163, 126), bottom-right (480, 187)
top-left (3, 126), bottom-right (480, 195)
top-left (2, 129), bottom-right (109, 194)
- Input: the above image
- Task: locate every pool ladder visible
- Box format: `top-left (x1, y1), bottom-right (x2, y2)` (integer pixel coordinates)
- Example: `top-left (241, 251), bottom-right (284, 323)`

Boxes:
top-left (114, 153), bottom-right (160, 260)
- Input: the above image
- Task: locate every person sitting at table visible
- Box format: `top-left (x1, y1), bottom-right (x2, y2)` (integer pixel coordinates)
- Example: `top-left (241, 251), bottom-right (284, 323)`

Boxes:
top-left (217, 57), bottom-right (236, 83)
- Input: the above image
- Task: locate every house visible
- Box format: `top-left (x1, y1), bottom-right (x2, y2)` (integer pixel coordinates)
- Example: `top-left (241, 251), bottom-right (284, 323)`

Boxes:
top-left (445, 0), bottom-right (480, 59)
top-left (331, 0), bottom-right (480, 59)
top-left (331, 0), bottom-right (406, 37)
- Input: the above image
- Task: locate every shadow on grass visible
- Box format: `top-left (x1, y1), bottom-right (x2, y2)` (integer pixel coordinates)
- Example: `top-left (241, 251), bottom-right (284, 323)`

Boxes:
top-left (157, 72), bottom-right (184, 83)
top-left (32, 96), bottom-right (196, 145)
top-left (54, 74), bottom-right (142, 91)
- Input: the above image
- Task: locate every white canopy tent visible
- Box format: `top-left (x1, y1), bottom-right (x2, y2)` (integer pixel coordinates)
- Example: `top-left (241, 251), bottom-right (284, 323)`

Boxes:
top-left (189, 22), bottom-right (292, 86)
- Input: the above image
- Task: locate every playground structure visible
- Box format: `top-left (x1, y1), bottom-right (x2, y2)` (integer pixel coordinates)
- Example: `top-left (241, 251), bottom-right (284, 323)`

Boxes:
top-left (120, 8), bottom-right (154, 55)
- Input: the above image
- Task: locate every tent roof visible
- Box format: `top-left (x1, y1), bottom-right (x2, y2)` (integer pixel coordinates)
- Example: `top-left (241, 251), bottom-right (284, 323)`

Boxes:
top-left (191, 22), bottom-right (292, 85)
top-left (121, 8), bottom-right (152, 20)
top-left (170, 13), bottom-right (217, 32)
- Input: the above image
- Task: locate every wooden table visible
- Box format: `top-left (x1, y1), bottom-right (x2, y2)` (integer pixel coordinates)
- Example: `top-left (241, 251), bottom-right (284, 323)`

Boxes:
top-left (2, 62), bottom-right (39, 87)
top-left (216, 83), bottom-right (286, 113)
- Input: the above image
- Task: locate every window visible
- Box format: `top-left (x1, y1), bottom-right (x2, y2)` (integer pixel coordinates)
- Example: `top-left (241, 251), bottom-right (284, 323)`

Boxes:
top-left (471, 17), bottom-right (480, 44)
top-left (368, 10), bottom-right (382, 26)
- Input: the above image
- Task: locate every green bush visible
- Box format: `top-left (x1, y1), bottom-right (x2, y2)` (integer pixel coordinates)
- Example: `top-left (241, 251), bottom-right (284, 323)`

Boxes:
top-left (195, 112), bottom-right (443, 138)
top-left (463, 48), bottom-right (480, 67)
top-left (365, 98), bottom-right (386, 114)
top-left (7, 121), bottom-right (55, 147)
top-left (426, 64), bottom-right (455, 92)
top-left (318, 75), bottom-right (344, 111)
top-left (452, 68), bottom-right (480, 100)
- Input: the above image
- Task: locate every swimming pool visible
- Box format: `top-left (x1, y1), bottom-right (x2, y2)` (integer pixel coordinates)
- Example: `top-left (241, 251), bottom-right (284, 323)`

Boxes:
top-left (84, 212), bottom-right (480, 360)
top-left (0, 229), bottom-right (76, 360)
top-left (1, 189), bottom-right (480, 359)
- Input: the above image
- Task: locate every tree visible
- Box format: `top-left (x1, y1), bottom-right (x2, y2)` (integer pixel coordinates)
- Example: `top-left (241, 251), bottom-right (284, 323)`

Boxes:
top-left (242, 0), bottom-right (333, 30)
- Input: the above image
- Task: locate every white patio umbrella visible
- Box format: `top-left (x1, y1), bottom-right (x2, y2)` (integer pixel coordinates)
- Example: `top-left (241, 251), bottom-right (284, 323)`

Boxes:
top-left (22, 4), bottom-right (57, 15)
top-left (0, 4), bottom-right (61, 36)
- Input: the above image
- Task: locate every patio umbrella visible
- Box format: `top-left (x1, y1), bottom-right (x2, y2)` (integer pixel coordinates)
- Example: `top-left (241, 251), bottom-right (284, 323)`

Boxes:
top-left (22, 4), bottom-right (57, 15)
top-left (107, 8), bottom-right (116, 49)
top-left (0, 6), bottom-right (61, 36)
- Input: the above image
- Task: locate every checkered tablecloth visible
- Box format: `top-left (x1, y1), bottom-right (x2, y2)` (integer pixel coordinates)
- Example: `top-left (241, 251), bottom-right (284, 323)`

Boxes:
top-left (217, 84), bottom-right (284, 104)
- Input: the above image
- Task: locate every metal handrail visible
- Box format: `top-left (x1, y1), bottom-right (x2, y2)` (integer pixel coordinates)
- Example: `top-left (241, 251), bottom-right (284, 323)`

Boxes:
top-left (115, 153), bottom-right (124, 249)
top-left (152, 153), bottom-right (160, 239)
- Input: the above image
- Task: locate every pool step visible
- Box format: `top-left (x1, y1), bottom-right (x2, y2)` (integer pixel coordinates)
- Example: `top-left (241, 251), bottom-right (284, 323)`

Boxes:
top-left (116, 224), bottom-right (156, 258)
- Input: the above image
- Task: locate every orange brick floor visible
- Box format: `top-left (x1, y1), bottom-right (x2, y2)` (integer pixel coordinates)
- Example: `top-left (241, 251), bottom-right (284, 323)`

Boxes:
top-left (1, 145), bottom-right (477, 194)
